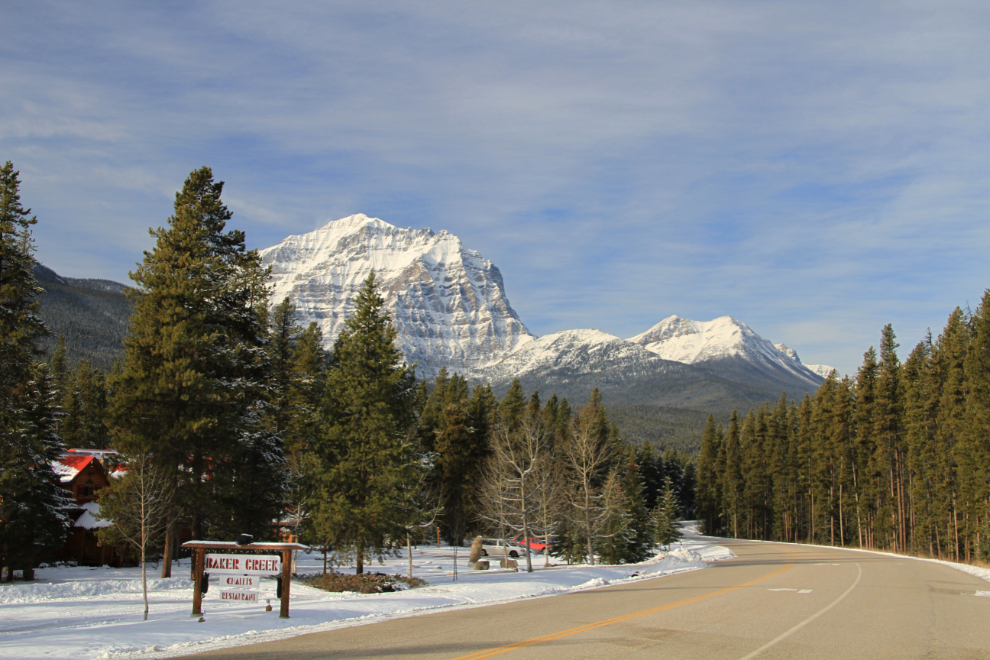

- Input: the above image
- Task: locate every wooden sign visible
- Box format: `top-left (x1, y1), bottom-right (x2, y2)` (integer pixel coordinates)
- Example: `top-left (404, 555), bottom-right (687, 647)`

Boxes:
top-left (183, 541), bottom-right (307, 620)
top-left (220, 575), bottom-right (259, 588)
top-left (220, 590), bottom-right (259, 602)
top-left (205, 554), bottom-right (281, 575)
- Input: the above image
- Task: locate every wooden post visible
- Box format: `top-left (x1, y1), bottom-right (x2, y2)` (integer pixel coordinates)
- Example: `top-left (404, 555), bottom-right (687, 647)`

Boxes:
top-left (191, 548), bottom-right (204, 617)
top-left (280, 548), bottom-right (292, 619)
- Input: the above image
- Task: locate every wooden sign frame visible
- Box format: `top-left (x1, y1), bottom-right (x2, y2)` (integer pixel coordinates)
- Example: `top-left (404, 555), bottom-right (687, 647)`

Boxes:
top-left (182, 541), bottom-right (307, 619)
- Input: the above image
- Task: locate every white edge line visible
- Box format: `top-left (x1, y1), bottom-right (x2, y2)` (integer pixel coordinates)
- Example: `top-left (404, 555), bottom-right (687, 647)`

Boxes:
top-left (738, 562), bottom-right (862, 660)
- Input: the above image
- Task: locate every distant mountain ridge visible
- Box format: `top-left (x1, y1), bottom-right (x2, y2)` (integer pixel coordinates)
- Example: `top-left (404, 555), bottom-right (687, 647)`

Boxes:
top-left (32, 264), bottom-right (131, 371)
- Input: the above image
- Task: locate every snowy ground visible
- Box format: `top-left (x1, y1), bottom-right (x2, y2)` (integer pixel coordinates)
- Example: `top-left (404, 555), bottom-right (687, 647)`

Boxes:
top-left (1, 531), bottom-right (731, 660)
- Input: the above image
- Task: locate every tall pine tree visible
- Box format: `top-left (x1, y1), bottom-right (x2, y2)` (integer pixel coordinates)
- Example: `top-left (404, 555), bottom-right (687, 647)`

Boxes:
top-left (107, 167), bottom-right (285, 576)
top-left (0, 162), bottom-right (69, 581)
top-left (307, 271), bottom-right (422, 573)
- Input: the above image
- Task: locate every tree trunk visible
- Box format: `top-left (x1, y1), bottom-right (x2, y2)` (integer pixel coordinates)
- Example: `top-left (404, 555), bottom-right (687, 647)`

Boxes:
top-left (142, 539), bottom-right (149, 621)
top-left (584, 483), bottom-right (595, 566)
top-left (161, 525), bottom-right (174, 579)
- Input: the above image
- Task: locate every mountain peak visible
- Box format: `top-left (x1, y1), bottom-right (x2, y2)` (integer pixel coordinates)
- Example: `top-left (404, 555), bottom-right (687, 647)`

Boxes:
top-left (629, 315), bottom-right (823, 388)
top-left (260, 215), bottom-right (534, 379)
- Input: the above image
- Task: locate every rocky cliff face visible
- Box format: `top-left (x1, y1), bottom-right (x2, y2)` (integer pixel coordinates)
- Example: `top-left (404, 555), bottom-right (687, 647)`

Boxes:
top-left (259, 214), bottom-right (535, 378)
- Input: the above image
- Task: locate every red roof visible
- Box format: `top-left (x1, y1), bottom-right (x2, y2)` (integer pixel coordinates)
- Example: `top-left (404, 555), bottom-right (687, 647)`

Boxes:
top-left (60, 455), bottom-right (96, 471)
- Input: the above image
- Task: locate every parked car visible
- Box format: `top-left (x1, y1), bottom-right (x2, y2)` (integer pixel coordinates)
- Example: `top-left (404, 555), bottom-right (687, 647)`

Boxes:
top-left (479, 539), bottom-right (526, 558)
top-left (511, 536), bottom-right (551, 553)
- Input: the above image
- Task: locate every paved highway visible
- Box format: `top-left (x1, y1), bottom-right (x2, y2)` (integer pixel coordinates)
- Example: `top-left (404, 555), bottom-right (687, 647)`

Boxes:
top-left (182, 539), bottom-right (990, 659)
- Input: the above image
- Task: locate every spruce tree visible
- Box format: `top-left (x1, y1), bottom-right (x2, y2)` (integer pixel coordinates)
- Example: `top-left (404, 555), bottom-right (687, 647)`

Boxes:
top-left (722, 411), bottom-right (742, 538)
top-left (307, 271), bottom-right (422, 573)
top-left (654, 476), bottom-right (683, 550)
top-left (962, 291), bottom-right (990, 560)
top-left (108, 167), bottom-right (284, 574)
top-left (621, 457), bottom-right (655, 562)
top-left (266, 297), bottom-right (302, 437)
top-left (873, 325), bottom-right (905, 550)
top-left (60, 360), bottom-right (110, 449)
top-left (498, 379), bottom-right (526, 431)
top-left (0, 162), bottom-right (69, 581)
top-left (594, 470), bottom-right (631, 564)
top-left (283, 321), bottom-right (328, 537)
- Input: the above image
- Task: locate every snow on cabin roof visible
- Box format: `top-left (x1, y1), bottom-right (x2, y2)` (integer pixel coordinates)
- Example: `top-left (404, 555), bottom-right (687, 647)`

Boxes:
top-left (53, 455), bottom-right (97, 483)
top-left (73, 501), bottom-right (110, 529)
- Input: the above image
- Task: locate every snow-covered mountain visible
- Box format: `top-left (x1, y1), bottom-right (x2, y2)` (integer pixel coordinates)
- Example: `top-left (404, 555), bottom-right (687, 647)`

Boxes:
top-left (478, 329), bottom-right (668, 383)
top-left (258, 215), bottom-right (828, 411)
top-left (774, 343), bottom-right (836, 380)
top-left (804, 364), bottom-right (836, 379)
top-left (259, 214), bottom-right (535, 378)
top-left (628, 316), bottom-right (824, 391)
top-left (475, 327), bottom-right (808, 413)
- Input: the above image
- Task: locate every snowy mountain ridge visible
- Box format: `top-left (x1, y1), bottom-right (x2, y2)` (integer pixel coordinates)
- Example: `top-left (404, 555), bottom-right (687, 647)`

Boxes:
top-left (478, 328), bottom-right (667, 383)
top-left (259, 214), bottom-right (535, 379)
top-left (258, 214), bottom-right (829, 398)
top-left (625, 315), bottom-right (824, 388)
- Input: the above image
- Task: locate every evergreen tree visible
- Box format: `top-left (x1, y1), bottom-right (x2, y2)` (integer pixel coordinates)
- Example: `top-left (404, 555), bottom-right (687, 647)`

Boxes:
top-left (0, 162), bottom-right (69, 581)
top-left (722, 411), bottom-right (742, 538)
top-left (0, 161), bottom-right (45, 389)
top-left (873, 325), bottom-right (905, 551)
top-left (49, 335), bottom-right (69, 403)
top-left (498, 379), bottom-right (526, 431)
top-left (693, 292), bottom-right (990, 561)
top-left (283, 321), bottom-right (328, 537)
top-left (621, 457), bottom-right (654, 562)
top-left (266, 297), bottom-right (302, 437)
top-left (307, 271), bottom-right (422, 573)
top-left (854, 347), bottom-right (879, 548)
top-left (637, 441), bottom-right (663, 511)
top-left (594, 470), bottom-right (632, 565)
top-left (654, 476), bottom-right (683, 550)
top-left (60, 360), bottom-right (110, 448)
top-left (962, 291), bottom-right (990, 560)
top-left (108, 167), bottom-right (285, 575)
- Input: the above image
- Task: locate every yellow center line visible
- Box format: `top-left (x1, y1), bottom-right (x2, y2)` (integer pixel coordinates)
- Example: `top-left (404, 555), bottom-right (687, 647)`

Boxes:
top-left (449, 563), bottom-right (794, 660)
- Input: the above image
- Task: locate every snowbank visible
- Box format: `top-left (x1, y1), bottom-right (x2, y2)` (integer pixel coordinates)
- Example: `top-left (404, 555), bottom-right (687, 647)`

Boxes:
top-left (0, 538), bottom-right (726, 660)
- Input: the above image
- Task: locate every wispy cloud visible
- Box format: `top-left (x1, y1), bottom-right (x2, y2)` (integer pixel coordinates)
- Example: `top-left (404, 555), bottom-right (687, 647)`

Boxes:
top-left (2, 0), bottom-right (988, 376)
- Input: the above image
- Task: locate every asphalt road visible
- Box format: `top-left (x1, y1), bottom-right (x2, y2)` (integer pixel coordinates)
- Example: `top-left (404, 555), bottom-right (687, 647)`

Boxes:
top-left (182, 539), bottom-right (990, 659)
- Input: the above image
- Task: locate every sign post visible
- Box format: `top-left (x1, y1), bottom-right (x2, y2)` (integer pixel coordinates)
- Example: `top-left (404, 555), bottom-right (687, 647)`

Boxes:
top-left (183, 541), bottom-right (307, 619)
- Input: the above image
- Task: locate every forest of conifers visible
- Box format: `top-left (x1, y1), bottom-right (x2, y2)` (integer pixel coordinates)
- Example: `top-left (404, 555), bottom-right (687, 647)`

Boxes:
top-left (695, 296), bottom-right (990, 563)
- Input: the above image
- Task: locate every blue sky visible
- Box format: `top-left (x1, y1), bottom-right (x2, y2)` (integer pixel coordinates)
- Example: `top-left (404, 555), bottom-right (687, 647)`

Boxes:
top-left (3, 1), bottom-right (988, 376)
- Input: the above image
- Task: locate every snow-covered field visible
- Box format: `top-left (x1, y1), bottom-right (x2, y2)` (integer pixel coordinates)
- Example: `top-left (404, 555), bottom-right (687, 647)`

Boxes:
top-left (0, 532), bottom-right (731, 660)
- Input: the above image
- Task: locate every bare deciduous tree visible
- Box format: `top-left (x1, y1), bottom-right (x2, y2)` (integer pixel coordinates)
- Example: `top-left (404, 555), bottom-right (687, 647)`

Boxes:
top-left (97, 455), bottom-right (174, 621)
top-left (562, 410), bottom-right (615, 565)
top-left (479, 416), bottom-right (555, 572)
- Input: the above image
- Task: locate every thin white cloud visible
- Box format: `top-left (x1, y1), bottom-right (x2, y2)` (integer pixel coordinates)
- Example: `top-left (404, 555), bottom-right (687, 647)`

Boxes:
top-left (2, 1), bottom-right (988, 377)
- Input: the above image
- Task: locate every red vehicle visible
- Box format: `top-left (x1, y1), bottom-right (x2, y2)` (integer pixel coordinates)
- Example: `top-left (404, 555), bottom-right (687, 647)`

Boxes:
top-left (512, 536), bottom-right (550, 553)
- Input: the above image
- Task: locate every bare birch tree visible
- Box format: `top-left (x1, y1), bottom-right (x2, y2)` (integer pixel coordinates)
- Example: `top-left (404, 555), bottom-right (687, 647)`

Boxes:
top-left (97, 455), bottom-right (174, 621)
top-left (479, 416), bottom-right (555, 572)
top-left (562, 406), bottom-right (615, 565)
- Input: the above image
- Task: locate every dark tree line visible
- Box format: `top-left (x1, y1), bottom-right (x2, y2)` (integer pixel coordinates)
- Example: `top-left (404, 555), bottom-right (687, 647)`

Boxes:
top-left (696, 297), bottom-right (990, 563)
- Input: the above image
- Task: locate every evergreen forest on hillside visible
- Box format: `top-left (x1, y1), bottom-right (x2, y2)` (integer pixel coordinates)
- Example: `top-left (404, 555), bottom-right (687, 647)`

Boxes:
top-left (696, 311), bottom-right (990, 563)
top-left (32, 264), bottom-right (131, 372)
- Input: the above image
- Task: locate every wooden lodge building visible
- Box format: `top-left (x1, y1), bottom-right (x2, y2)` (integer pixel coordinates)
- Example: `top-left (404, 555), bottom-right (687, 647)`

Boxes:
top-left (50, 449), bottom-right (126, 566)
